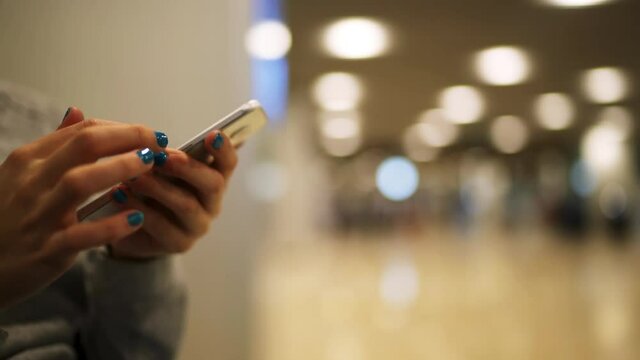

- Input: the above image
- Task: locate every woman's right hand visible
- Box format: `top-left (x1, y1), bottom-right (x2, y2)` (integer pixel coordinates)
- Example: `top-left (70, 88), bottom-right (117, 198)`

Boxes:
top-left (0, 108), bottom-right (168, 308)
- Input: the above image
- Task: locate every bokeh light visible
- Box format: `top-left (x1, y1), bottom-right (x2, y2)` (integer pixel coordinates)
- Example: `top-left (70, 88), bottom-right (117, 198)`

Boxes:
top-left (599, 182), bottom-right (628, 220)
top-left (245, 161), bottom-right (289, 202)
top-left (319, 112), bottom-right (362, 158)
top-left (312, 72), bottom-right (364, 111)
top-left (245, 20), bottom-right (292, 60)
top-left (596, 106), bottom-right (633, 141)
top-left (416, 109), bottom-right (460, 147)
top-left (582, 121), bottom-right (627, 173)
top-left (379, 258), bottom-right (420, 308)
top-left (322, 17), bottom-right (390, 60)
top-left (581, 67), bottom-right (630, 104)
top-left (438, 85), bottom-right (486, 124)
top-left (570, 160), bottom-right (597, 197)
top-left (533, 93), bottom-right (576, 130)
top-left (474, 46), bottom-right (532, 86)
top-left (321, 113), bottom-right (361, 140)
top-left (490, 116), bottom-right (529, 154)
top-left (376, 156), bottom-right (420, 201)
top-left (543, 0), bottom-right (615, 8)
top-left (403, 125), bottom-right (440, 163)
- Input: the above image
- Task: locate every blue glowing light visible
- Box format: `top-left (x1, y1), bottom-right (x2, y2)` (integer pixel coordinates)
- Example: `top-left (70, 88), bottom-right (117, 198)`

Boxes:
top-left (376, 156), bottom-right (420, 201)
top-left (250, 0), bottom-right (288, 123)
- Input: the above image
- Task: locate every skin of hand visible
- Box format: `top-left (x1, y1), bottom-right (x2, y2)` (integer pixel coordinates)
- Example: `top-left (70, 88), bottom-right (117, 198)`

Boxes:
top-left (0, 107), bottom-right (168, 307)
top-left (60, 108), bottom-right (239, 260)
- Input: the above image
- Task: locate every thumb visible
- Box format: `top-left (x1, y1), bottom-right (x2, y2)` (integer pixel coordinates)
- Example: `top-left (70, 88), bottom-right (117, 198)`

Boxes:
top-left (57, 106), bottom-right (85, 130)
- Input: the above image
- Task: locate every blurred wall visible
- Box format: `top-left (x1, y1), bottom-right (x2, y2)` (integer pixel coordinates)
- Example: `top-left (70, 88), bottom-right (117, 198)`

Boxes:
top-left (0, 1), bottom-right (265, 359)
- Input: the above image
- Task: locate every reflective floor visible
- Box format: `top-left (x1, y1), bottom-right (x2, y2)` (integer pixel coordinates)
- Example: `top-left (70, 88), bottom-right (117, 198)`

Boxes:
top-left (253, 226), bottom-right (640, 360)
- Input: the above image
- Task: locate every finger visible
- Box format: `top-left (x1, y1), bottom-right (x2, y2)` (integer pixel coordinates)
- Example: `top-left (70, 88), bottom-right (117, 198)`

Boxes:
top-left (40, 124), bottom-right (169, 181)
top-left (49, 210), bottom-right (144, 255)
top-left (111, 187), bottom-right (196, 252)
top-left (204, 131), bottom-right (238, 180)
top-left (125, 173), bottom-right (208, 233)
top-left (110, 230), bottom-right (166, 259)
top-left (153, 149), bottom-right (226, 213)
top-left (28, 118), bottom-right (120, 158)
top-left (57, 107), bottom-right (85, 130)
top-left (40, 148), bottom-right (156, 216)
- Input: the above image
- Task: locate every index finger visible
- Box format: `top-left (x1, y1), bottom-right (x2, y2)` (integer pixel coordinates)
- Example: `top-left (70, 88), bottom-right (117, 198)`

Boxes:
top-left (39, 124), bottom-right (169, 182)
top-left (25, 118), bottom-right (121, 158)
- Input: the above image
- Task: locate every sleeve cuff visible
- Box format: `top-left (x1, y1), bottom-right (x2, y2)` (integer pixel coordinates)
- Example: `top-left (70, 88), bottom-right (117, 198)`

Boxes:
top-left (83, 249), bottom-right (185, 301)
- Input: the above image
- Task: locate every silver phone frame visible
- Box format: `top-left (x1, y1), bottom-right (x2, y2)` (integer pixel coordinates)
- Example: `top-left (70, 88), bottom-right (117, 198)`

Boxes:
top-left (77, 99), bottom-right (267, 221)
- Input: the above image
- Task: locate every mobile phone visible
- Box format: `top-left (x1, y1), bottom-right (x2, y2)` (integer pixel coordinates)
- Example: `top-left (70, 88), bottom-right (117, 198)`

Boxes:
top-left (77, 100), bottom-right (268, 222)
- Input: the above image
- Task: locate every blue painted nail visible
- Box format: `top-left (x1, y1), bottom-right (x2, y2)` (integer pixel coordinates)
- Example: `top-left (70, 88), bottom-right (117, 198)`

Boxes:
top-left (155, 131), bottom-right (169, 148)
top-left (137, 148), bottom-right (155, 164)
top-left (212, 133), bottom-right (224, 150)
top-left (127, 211), bottom-right (144, 227)
top-left (112, 188), bottom-right (128, 204)
top-left (154, 151), bottom-right (168, 167)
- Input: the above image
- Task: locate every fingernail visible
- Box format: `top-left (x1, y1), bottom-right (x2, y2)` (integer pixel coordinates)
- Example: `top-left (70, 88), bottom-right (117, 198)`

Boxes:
top-left (112, 188), bottom-right (128, 204)
top-left (154, 151), bottom-right (168, 167)
top-left (61, 107), bottom-right (71, 123)
top-left (137, 148), bottom-right (155, 164)
top-left (155, 131), bottom-right (169, 148)
top-left (212, 133), bottom-right (224, 150)
top-left (127, 211), bottom-right (144, 227)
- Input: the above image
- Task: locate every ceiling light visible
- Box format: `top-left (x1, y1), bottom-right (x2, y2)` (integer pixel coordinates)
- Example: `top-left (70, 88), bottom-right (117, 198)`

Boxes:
top-left (438, 85), bottom-right (486, 124)
top-left (543, 0), bottom-right (615, 8)
top-left (245, 21), bottom-right (292, 60)
top-left (490, 115), bottom-right (529, 154)
top-left (322, 17), bottom-right (390, 60)
top-left (312, 72), bottom-right (364, 111)
top-left (474, 46), bottom-right (532, 86)
top-left (376, 157), bottom-right (420, 201)
top-left (581, 67), bottom-right (630, 104)
top-left (534, 93), bottom-right (576, 130)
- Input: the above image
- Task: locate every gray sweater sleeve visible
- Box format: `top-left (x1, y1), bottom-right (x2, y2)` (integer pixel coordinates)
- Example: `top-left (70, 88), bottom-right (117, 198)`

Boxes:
top-left (80, 250), bottom-right (187, 360)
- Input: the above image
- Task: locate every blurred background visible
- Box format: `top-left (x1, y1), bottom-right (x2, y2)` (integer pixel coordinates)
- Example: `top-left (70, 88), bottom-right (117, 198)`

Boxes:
top-left (1, 0), bottom-right (639, 359)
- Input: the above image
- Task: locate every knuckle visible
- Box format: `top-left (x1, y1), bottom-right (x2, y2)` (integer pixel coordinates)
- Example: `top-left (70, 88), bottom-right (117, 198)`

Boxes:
top-left (211, 173), bottom-right (226, 194)
top-left (172, 239), bottom-right (193, 253)
top-left (6, 146), bottom-right (31, 167)
top-left (60, 170), bottom-right (87, 198)
top-left (73, 129), bottom-right (100, 156)
top-left (171, 152), bottom-right (190, 166)
top-left (122, 156), bottom-right (142, 174)
top-left (81, 118), bottom-right (100, 129)
top-left (176, 198), bottom-right (199, 214)
top-left (132, 124), bottom-right (151, 146)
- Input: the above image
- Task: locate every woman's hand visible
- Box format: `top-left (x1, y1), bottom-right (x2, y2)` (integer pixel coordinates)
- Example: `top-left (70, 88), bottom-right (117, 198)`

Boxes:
top-left (0, 108), bottom-right (167, 307)
top-left (108, 130), bottom-right (238, 259)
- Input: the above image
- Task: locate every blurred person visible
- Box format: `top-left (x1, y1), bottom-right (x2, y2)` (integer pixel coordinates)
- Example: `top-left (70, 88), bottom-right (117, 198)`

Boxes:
top-left (0, 81), bottom-right (238, 359)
